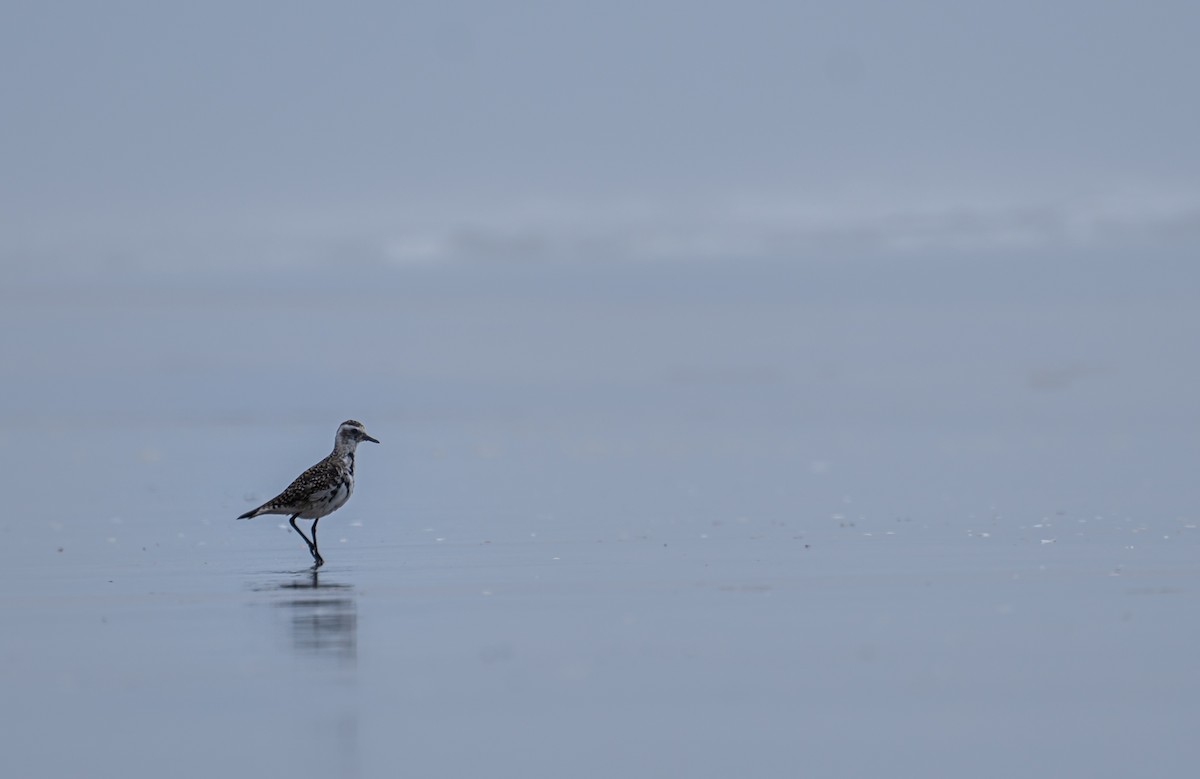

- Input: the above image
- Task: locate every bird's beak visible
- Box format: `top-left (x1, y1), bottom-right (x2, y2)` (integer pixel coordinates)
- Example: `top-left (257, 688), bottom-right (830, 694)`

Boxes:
top-left (363, 433), bottom-right (380, 444)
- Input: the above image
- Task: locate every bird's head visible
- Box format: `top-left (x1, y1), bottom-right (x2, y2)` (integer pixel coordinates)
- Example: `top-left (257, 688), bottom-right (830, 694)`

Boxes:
top-left (337, 419), bottom-right (380, 446)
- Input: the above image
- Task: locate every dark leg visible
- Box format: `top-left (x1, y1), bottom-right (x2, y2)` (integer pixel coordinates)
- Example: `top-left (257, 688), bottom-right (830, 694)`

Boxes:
top-left (311, 517), bottom-right (325, 567)
top-left (289, 514), bottom-right (321, 565)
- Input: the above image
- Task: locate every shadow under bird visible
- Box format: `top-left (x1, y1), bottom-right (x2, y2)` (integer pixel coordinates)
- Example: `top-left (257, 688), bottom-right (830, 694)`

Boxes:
top-left (238, 420), bottom-right (379, 567)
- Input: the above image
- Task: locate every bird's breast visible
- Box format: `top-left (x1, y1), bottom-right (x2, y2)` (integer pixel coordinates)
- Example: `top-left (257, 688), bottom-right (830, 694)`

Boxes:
top-left (297, 476), bottom-right (353, 519)
top-left (327, 478), bottom-right (353, 511)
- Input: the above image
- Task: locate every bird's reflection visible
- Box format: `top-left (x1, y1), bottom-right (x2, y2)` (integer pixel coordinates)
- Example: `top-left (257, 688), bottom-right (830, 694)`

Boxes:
top-left (267, 569), bottom-right (358, 664)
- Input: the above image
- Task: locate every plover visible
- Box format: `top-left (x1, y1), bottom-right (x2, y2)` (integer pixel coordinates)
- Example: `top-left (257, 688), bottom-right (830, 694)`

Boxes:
top-left (238, 420), bottom-right (380, 567)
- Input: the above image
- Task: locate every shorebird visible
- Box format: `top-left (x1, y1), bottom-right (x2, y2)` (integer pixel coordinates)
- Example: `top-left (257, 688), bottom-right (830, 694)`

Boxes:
top-left (238, 420), bottom-right (379, 567)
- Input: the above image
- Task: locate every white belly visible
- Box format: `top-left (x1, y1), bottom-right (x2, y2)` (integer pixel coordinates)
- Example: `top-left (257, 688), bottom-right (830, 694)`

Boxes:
top-left (299, 479), bottom-right (353, 519)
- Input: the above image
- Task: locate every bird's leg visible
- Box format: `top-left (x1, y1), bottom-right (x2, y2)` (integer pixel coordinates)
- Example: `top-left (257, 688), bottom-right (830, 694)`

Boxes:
top-left (289, 514), bottom-right (320, 564)
top-left (311, 517), bottom-right (325, 567)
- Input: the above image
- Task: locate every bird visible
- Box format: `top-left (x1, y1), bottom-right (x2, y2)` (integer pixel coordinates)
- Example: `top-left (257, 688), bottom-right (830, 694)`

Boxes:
top-left (238, 420), bottom-right (379, 567)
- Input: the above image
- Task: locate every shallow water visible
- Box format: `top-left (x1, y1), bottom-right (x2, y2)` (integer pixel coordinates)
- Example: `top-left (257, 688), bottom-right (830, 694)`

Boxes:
top-left (2, 254), bottom-right (1199, 778)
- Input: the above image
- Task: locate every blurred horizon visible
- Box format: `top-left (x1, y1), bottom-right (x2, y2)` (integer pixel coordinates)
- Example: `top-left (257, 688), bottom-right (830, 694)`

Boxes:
top-left (5, 1), bottom-right (1200, 271)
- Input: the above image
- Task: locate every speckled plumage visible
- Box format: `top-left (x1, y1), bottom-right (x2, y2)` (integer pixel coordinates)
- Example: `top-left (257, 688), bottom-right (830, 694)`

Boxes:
top-left (238, 420), bottom-right (379, 566)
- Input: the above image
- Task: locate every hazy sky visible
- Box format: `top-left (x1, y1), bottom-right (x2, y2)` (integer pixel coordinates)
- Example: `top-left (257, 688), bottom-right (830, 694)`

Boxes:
top-left (4, 1), bottom-right (1199, 261)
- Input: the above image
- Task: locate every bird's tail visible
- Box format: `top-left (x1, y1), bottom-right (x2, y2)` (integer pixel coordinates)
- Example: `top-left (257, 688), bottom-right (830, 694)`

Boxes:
top-left (237, 507), bottom-right (261, 520)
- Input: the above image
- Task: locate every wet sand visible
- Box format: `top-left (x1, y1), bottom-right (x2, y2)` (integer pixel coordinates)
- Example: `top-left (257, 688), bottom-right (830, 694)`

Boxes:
top-left (2, 254), bottom-right (1199, 778)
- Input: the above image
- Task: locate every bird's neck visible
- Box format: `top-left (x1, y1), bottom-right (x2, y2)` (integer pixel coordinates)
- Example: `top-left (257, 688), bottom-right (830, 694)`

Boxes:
top-left (332, 438), bottom-right (358, 461)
